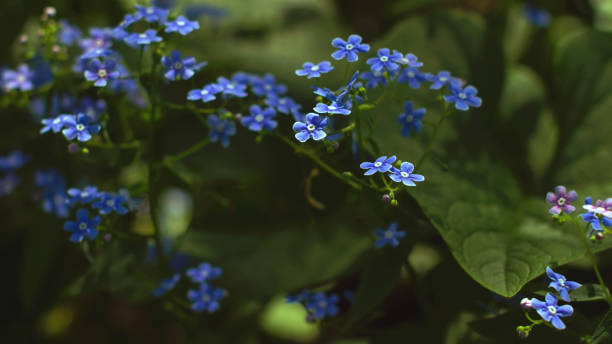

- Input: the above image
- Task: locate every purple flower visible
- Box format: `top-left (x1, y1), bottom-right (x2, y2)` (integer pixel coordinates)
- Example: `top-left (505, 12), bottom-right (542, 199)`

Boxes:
top-left (545, 186), bottom-right (577, 215)
top-left (61, 114), bottom-right (101, 142)
top-left (241, 105), bottom-right (277, 132)
top-left (186, 262), bottom-right (222, 283)
top-left (530, 293), bottom-right (573, 330)
top-left (397, 101), bottom-right (425, 137)
top-left (161, 50), bottom-right (205, 81)
top-left (331, 34), bottom-right (370, 62)
top-left (443, 83), bottom-right (482, 111)
top-left (124, 29), bottom-right (162, 46)
top-left (63, 208), bottom-right (102, 242)
top-left (374, 222), bottom-right (406, 248)
top-left (164, 16), bottom-right (200, 35)
top-left (187, 84), bottom-right (223, 103)
top-left (135, 5), bottom-right (169, 23)
top-left (295, 61), bottom-right (334, 79)
top-left (293, 113), bottom-right (328, 142)
top-left (187, 283), bottom-right (227, 313)
top-left (545, 267), bottom-right (581, 302)
top-left (84, 59), bottom-right (120, 87)
top-left (2, 64), bottom-right (34, 91)
top-left (207, 115), bottom-right (236, 148)
top-left (581, 197), bottom-right (612, 231)
top-left (366, 48), bottom-right (403, 73)
top-left (388, 162), bottom-right (425, 186)
top-left (360, 155), bottom-right (396, 175)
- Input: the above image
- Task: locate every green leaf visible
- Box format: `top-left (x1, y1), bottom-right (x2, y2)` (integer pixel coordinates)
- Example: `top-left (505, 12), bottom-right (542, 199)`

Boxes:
top-left (591, 310), bottom-right (612, 344)
top-left (533, 284), bottom-right (608, 302)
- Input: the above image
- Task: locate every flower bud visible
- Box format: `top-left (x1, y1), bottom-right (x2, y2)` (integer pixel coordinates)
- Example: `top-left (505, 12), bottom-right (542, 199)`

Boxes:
top-left (516, 326), bottom-right (530, 339)
top-left (382, 194), bottom-right (391, 203)
top-left (52, 45), bottom-right (61, 54)
top-left (390, 199), bottom-right (398, 206)
top-left (18, 34), bottom-right (28, 44)
top-left (67, 143), bottom-right (79, 154)
top-left (520, 298), bottom-right (531, 310)
top-left (44, 6), bottom-right (57, 17)
top-left (596, 232), bottom-right (604, 241)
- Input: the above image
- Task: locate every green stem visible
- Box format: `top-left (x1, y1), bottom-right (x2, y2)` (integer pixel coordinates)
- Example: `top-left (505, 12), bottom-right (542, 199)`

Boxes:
top-left (416, 113), bottom-right (447, 170)
top-left (163, 138), bottom-right (210, 166)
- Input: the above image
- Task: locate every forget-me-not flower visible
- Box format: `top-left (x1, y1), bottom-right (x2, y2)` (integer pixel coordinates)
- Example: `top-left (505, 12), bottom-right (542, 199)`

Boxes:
top-left (530, 293), bottom-right (573, 330)
top-left (374, 222), bottom-right (406, 248)
top-left (217, 77), bottom-right (248, 98)
top-left (331, 34), bottom-right (370, 62)
top-left (314, 101), bottom-right (351, 116)
top-left (93, 192), bottom-right (129, 215)
top-left (295, 61), bottom-right (334, 79)
top-left (164, 16), bottom-right (200, 35)
top-left (124, 29), bottom-right (163, 46)
top-left (187, 84), bottom-right (223, 103)
top-left (426, 71), bottom-right (454, 90)
top-left (293, 113), bottom-right (328, 142)
top-left (186, 262), bottom-right (223, 283)
top-left (443, 83), bottom-right (482, 111)
top-left (2, 65), bottom-right (34, 91)
top-left (241, 105), bottom-right (277, 132)
top-left (367, 48), bottom-right (402, 73)
top-left (64, 208), bottom-right (102, 242)
top-left (152, 274), bottom-right (181, 298)
top-left (41, 114), bottom-right (73, 134)
top-left (388, 162), bottom-right (425, 186)
top-left (360, 155), bottom-right (396, 175)
top-left (84, 59), bottom-right (120, 87)
top-left (545, 266), bottom-right (581, 302)
top-left (306, 292), bottom-right (339, 319)
top-left (135, 5), bottom-right (169, 23)
top-left (62, 114), bottom-right (101, 142)
top-left (397, 66), bottom-right (427, 89)
top-left (251, 74), bottom-right (287, 97)
top-left (545, 186), bottom-right (578, 215)
top-left (397, 101), bottom-right (425, 137)
top-left (581, 197), bottom-right (612, 231)
top-left (207, 115), bottom-right (236, 148)
top-left (187, 283), bottom-right (227, 313)
top-left (161, 50), bottom-right (205, 81)
top-left (67, 186), bottom-right (99, 205)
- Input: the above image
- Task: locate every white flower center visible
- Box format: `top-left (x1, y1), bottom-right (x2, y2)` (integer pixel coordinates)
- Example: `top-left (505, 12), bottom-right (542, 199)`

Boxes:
top-left (380, 56), bottom-right (389, 62)
top-left (255, 114), bottom-right (264, 122)
top-left (216, 124), bottom-right (225, 131)
top-left (328, 106), bottom-right (336, 111)
top-left (106, 199), bottom-right (114, 207)
top-left (81, 192), bottom-right (89, 198)
top-left (459, 93), bottom-right (467, 99)
top-left (345, 44), bottom-right (353, 50)
top-left (17, 75), bottom-right (26, 83)
top-left (407, 71), bottom-right (415, 78)
top-left (146, 8), bottom-right (154, 14)
top-left (53, 118), bottom-right (61, 124)
top-left (76, 124), bottom-right (85, 131)
top-left (401, 171), bottom-right (409, 178)
top-left (439, 77), bottom-right (447, 82)
top-left (139, 33), bottom-right (147, 39)
top-left (384, 230), bottom-right (394, 239)
top-left (557, 198), bottom-right (566, 206)
top-left (177, 20), bottom-right (186, 26)
top-left (311, 65), bottom-right (319, 71)
top-left (79, 222), bottom-right (88, 230)
top-left (374, 162), bottom-right (382, 167)
top-left (558, 278), bottom-right (565, 287)
top-left (201, 89), bottom-right (209, 95)
top-left (227, 84), bottom-right (235, 89)
top-left (307, 124), bottom-right (316, 131)
top-left (174, 62), bottom-right (183, 70)
top-left (98, 69), bottom-right (107, 78)
top-left (405, 115), bottom-right (414, 122)
top-left (548, 306), bottom-right (556, 314)
top-left (95, 39), bottom-right (104, 47)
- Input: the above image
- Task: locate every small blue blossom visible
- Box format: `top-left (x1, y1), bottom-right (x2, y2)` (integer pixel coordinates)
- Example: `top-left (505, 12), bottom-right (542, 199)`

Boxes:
top-left (367, 48), bottom-right (402, 73)
top-left (79, 48), bottom-right (118, 61)
top-left (67, 186), bottom-right (99, 205)
top-left (397, 101), bottom-right (425, 137)
top-left (164, 16), bottom-right (200, 35)
top-left (530, 293), bottom-right (573, 330)
top-left (124, 29), bottom-right (163, 46)
top-left (135, 5), bottom-right (169, 23)
top-left (313, 102), bottom-right (351, 116)
top-left (186, 262), bottom-right (223, 283)
top-left (78, 97), bottom-right (107, 121)
top-left (360, 155), bottom-right (396, 175)
top-left (388, 162), bottom-right (425, 186)
top-left (374, 222), bottom-right (406, 248)
top-left (295, 61), bottom-right (334, 79)
top-left (187, 84), bottom-right (223, 103)
top-left (581, 197), bottom-right (612, 231)
top-left (41, 114), bottom-right (74, 134)
top-left (58, 20), bottom-right (82, 45)
top-left (444, 83), bottom-right (482, 111)
top-left (153, 274), bottom-right (181, 298)
top-left (396, 51), bottom-right (423, 67)
top-left (161, 50), bottom-right (205, 81)
top-left (84, 59), bottom-right (120, 87)
top-left (79, 28), bottom-right (113, 54)
top-left (426, 71), bottom-right (454, 90)
top-left (62, 114), bottom-right (101, 142)
top-left (64, 208), bottom-right (102, 242)
top-left (2, 64), bottom-right (34, 92)
top-left (0, 150), bottom-right (28, 172)
top-left (217, 77), bottom-right (248, 98)
top-left (265, 95), bottom-right (300, 115)
top-left (397, 66), bottom-right (428, 89)
top-left (207, 115), bottom-right (236, 148)
top-left (286, 289), bottom-right (312, 303)
top-left (187, 283), bottom-right (227, 313)
top-left (545, 267), bottom-right (582, 302)
top-left (293, 113), bottom-right (329, 142)
top-left (251, 74), bottom-right (287, 97)
top-left (0, 173), bottom-right (20, 197)
top-left (241, 105), bottom-right (277, 132)
top-left (306, 292), bottom-right (339, 319)
top-left (35, 169), bottom-right (69, 218)
top-left (231, 72), bottom-right (255, 86)
top-left (118, 13), bottom-right (142, 29)
top-left (523, 4), bottom-right (551, 28)
top-left (359, 70), bottom-right (387, 89)
top-left (331, 34), bottom-right (370, 62)
top-left (92, 192), bottom-right (128, 215)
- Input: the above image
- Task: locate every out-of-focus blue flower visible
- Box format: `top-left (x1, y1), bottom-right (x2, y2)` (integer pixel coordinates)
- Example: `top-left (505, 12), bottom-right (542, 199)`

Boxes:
top-left (397, 66), bottom-right (427, 89)
top-left (331, 34), bottom-right (370, 62)
top-left (241, 105), bottom-right (277, 132)
top-left (306, 292), bottom-right (339, 319)
top-left (58, 20), bottom-right (82, 45)
top-left (0, 173), bottom-right (20, 197)
top-left (153, 274), bottom-right (181, 298)
top-left (124, 29), bottom-right (163, 46)
top-left (397, 101), bottom-right (425, 137)
top-left (396, 51), bottom-right (423, 67)
top-left (374, 222), bottom-right (406, 248)
top-left (295, 61), bottom-right (334, 79)
top-left (187, 84), bottom-right (223, 103)
top-left (62, 114), bottom-right (101, 142)
top-left (67, 186), bottom-right (99, 205)
top-left (64, 208), bottom-right (102, 242)
top-left (359, 70), bottom-right (387, 89)
top-left (251, 74), bottom-right (287, 97)
top-left (367, 48), bottom-right (402, 73)
top-left (545, 267), bottom-right (581, 302)
top-left (314, 101), bottom-right (351, 116)
top-left (388, 162), bottom-right (424, 186)
top-left (207, 115), bottom-right (236, 148)
top-left (118, 13), bottom-right (142, 29)
top-left (581, 197), bottom-right (612, 231)
top-left (293, 113), bottom-right (328, 142)
top-left (216, 77), bottom-right (247, 98)
top-left (35, 169), bottom-right (69, 218)
top-left (135, 5), bottom-right (169, 23)
top-left (360, 155), bottom-right (396, 175)
top-left (545, 186), bottom-right (578, 215)
top-left (93, 192), bottom-right (129, 215)
top-left (187, 283), bottom-right (227, 313)
top-left (530, 293), bottom-right (573, 330)
top-left (164, 16), bottom-right (200, 35)
top-left (523, 4), bottom-right (551, 28)
top-left (161, 50), bottom-right (205, 81)
top-left (231, 72), bottom-right (255, 86)
top-left (78, 97), bottom-right (107, 121)
top-left (84, 59), bottom-right (120, 87)
top-left (186, 262), bottom-right (222, 283)
top-left (0, 150), bottom-right (28, 172)
top-left (286, 289), bottom-right (312, 303)
top-left (443, 83), bottom-right (482, 111)
top-left (265, 95), bottom-right (300, 115)
top-left (79, 28), bottom-right (113, 52)
top-left (426, 71), bottom-right (455, 90)
top-left (185, 4), bottom-right (229, 21)
top-left (2, 65), bottom-right (34, 91)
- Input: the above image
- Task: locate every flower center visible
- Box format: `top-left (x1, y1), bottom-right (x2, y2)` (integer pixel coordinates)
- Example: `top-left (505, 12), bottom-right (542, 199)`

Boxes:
top-left (380, 56), bottom-right (389, 62)
top-left (79, 222), bottom-right (88, 230)
top-left (216, 124), bottom-right (225, 131)
top-left (405, 115), bottom-right (414, 122)
top-left (407, 71), bottom-right (415, 78)
top-left (311, 65), bottom-right (319, 71)
top-left (98, 69), bottom-right (107, 78)
top-left (95, 39), bottom-right (104, 47)
top-left (53, 118), bottom-right (61, 124)
top-left (106, 199), bottom-right (115, 207)
top-left (201, 89), bottom-right (209, 95)
top-left (328, 106), bottom-right (337, 111)
top-left (318, 301), bottom-right (327, 308)
top-left (459, 93), bottom-right (467, 99)
top-left (557, 198), bottom-right (566, 206)
top-left (146, 8), bottom-right (154, 14)
top-left (139, 33), bottom-right (147, 39)
top-left (548, 306), bottom-right (556, 315)
top-left (81, 192), bottom-right (89, 198)
top-left (255, 114), bottom-right (264, 122)
top-left (558, 278), bottom-right (565, 287)
top-left (227, 84), bottom-right (235, 89)
top-left (17, 75), bottom-right (26, 83)
top-left (439, 76), bottom-right (448, 82)
top-left (307, 124), bottom-right (316, 131)
top-left (174, 62), bottom-right (183, 70)
top-left (374, 162), bottom-right (382, 168)
top-left (177, 20), bottom-right (186, 26)
top-left (400, 171), bottom-right (409, 178)
top-left (384, 230), bottom-right (394, 239)
top-left (345, 44), bottom-right (353, 50)
top-left (76, 124), bottom-right (85, 131)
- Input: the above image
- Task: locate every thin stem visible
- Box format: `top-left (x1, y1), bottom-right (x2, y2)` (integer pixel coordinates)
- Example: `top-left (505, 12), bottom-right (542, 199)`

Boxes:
top-left (163, 138), bottom-right (210, 166)
top-left (416, 113), bottom-right (447, 170)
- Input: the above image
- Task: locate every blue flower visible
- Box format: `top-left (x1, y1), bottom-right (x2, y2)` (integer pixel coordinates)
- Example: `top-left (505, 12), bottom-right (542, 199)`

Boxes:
top-left (397, 51), bottom-right (423, 67)
top-left (78, 97), bottom-right (107, 121)
top-left (187, 84), bottom-right (223, 103)
top-left (58, 20), bottom-right (82, 45)
top-left (251, 74), bottom-right (287, 97)
top-left (164, 16), bottom-right (200, 35)
top-left (186, 262), bottom-right (223, 283)
top-left (306, 292), bottom-right (339, 319)
top-left (545, 267), bottom-right (581, 302)
top-left (41, 114), bottom-right (74, 134)
top-left (79, 28), bottom-right (113, 53)
top-left (443, 83), bottom-right (482, 111)
top-left (153, 274), bottom-right (181, 298)
top-left (92, 192), bottom-right (128, 215)
top-left (295, 61), bottom-right (334, 79)
top-left (313, 102), bottom-right (351, 116)
top-left (35, 169), bottom-right (69, 218)
top-left (118, 13), bottom-right (142, 29)
top-left (359, 70), bottom-right (387, 89)
top-left (64, 208), bottom-right (102, 242)
top-left (286, 289), bottom-right (312, 303)
top-left (0, 150), bottom-right (28, 172)
top-left (530, 293), bottom-right (573, 330)
top-left (331, 34), bottom-right (370, 62)
top-left (367, 48), bottom-right (402, 73)
top-left (523, 4), bottom-right (551, 28)
top-left (134, 5), bottom-right (169, 23)
top-left (67, 186), bottom-right (99, 205)
top-left (388, 162), bottom-right (425, 186)
top-left (397, 101), bottom-right (425, 137)
top-left (2, 64), bottom-right (34, 91)
top-left (217, 77), bottom-right (248, 98)
top-left (374, 222), bottom-right (406, 248)
top-left (187, 283), bottom-right (227, 313)
top-left (84, 59), bottom-right (120, 87)
top-left (265, 95), bottom-right (300, 115)
top-left (397, 66), bottom-right (428, 89)
top-left (426, 71), bottom-right (454, 90)
top-left (581, 197), bottom-right (612, 231)
top-left (161, 50), bottom-right (205, 81)
top-left (124, 29), bottom-right (163, 46)
top-left (360, 155), bottom-right (396, 175)
top-left (207, 115), bottom-right (236, 148)
top-left (62, 114), bottom-right (101, 142)
top-left (293, 113), bottom-right (329, 142)
top-left (241, 105), bottom-right (277, 132)
top-left (0, 173), bottom-right (20, 197)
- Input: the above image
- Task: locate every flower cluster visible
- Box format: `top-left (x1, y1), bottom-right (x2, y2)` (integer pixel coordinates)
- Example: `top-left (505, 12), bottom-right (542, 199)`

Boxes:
top-left (286, 289), bottom-right (351, 321)
top-left (360, 156), bottom-right (425, 187)
top-left (0, 151), bottom-right (28, 197)
top-left (41, 113), bottom-right (102, 142)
